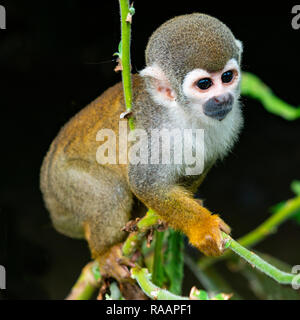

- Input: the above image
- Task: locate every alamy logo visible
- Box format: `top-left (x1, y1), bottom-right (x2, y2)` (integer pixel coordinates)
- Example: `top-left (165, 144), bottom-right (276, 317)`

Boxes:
top-left (0, 5), bottom-right (6, 29)
top-left (292, 265), bottom-right (300, 290)
top-left (292, 5), bottom-right (300, 30)
top-left (95, 122), bottom-right (205, 176)
top-left (0, 265), bottom-right (5, 289)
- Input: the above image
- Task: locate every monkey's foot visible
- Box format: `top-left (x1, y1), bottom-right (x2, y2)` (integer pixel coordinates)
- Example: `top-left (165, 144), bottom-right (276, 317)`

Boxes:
top-left (187, 215), bottom-right (231, 257)
top-left (97, 244), bottom-right (147, 300)
top-left (98, 244), bottom-right (133, 282)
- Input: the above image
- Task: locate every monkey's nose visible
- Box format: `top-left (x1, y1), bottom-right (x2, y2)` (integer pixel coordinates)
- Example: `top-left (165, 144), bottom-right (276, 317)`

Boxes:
top-left (203, 93), bottom-right (234, 121)
top-left (213, 93), bottom-right (233, 105)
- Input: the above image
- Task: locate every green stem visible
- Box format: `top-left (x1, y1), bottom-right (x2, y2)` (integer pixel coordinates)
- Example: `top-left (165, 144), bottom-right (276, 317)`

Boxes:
top-left (66, 261), bottom-right (101, 300)
top-left (131, 266), bottom-right (230, 300)
top-left (241, 72), bottom-right (300, 120)
top-left (152, 230), bottom-right (165, 287)
top-left (164, 230), bottom-right (184, 295)
top-left (238, 195), bottom-right (300, 248)
top-left (137, 209), bottom-right (160, 230)
top-left (119, 0), bottom-right (134, 130)
top-left (223, 233), bottom-right (300, 286)
top-left (131, 267), bottom-right (189, 300)
top-left (122, 232), bottom-right (140, 257)
top-left (126, 198), bottom-right (300, 289)
top-left (199, 195), bottom-right (300, 269)
top-left (122, 210), bottom-right (160, 257)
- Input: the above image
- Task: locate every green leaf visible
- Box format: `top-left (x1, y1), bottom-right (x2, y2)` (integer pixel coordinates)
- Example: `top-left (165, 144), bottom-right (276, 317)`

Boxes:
top-left (152, 230), bottom-right (167, 287)
top-left (129, 6), bottom-right (135, 16)
top-left (291, 180), bottom-right (300, 195)
top-left (118, 41), bottom-right (122, 55)
top-left (164, 230), bottom-right (184, 295)
top-left (113, 41), bottom-right (122, 58)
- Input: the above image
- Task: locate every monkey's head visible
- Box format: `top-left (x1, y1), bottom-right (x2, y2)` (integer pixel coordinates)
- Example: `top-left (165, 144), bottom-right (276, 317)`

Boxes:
top-left (140, 13), bottom-right (243, 122)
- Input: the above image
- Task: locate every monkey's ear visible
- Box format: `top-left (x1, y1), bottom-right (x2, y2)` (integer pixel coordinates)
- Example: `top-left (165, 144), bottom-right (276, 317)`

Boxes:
top-left (235, 40), bottom-right (243, 64)
top-left (140, 65), bottom-right (176, 103)
top-left (235, 40), bottom-right (243, 54)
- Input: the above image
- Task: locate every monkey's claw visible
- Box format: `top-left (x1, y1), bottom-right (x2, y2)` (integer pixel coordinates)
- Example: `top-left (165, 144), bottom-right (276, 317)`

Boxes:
top-left (219, 219), bottom-right (231, 235)
top-left (121, 218), bottom-right (140, 233)
top-left (157, 219), bottom-right (168, 231)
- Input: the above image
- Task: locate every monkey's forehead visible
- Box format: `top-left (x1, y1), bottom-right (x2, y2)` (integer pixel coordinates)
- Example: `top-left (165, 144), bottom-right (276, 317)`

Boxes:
top-left (146, 13), bottom-right (239, 73)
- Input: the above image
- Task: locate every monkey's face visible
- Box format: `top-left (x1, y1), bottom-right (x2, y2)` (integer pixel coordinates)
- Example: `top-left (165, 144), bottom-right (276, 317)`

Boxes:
top-left (141, 57), bottom-right (241, 125)
top-left (143, 13), bottom-right (243, 125)
top-left (181, 59), bottom-right (241, 122)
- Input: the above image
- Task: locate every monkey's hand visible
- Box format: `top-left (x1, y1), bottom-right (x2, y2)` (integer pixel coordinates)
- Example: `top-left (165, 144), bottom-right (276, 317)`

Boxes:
top-left (128, 165), bottom-right (231, 257)
top-left (186, 214), bottom-right (231, 256)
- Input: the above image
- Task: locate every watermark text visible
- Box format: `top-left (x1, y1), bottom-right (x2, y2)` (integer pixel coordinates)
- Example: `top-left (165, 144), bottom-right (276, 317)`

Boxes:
top-left (96, 122), bottom-right (205, 175)
top-left (292, 5), bottom-right (300, 30)
top-left (0, 5), bottom-right (6, 29)
top-left (0, 265), bottom-right (6, 289)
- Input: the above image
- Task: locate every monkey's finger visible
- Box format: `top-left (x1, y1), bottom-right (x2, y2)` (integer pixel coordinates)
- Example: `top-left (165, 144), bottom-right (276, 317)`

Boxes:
top-left (219, 219), bottom-right (231, 235)
top-left (194, 199), bottom-right (204, 206)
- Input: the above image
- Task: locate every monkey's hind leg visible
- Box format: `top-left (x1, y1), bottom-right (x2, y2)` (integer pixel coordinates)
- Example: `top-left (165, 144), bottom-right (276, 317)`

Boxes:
top-left (41, 157), bottom-right (134, 257)
top-left (42, 157), bottom-right (147, 298)
top-left (82, 213), bottom-right (148, 300)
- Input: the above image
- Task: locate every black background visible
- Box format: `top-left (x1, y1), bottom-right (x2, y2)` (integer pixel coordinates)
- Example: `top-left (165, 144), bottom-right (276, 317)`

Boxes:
top-left (0, 1), bottom-right (299, 299)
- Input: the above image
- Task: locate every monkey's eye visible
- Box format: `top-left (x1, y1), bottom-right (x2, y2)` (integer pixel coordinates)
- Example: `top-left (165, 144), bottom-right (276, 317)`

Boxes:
top-left (221, 70), bottom-right (234, 83)
top-left (196, 78), bottom-right (213, 90)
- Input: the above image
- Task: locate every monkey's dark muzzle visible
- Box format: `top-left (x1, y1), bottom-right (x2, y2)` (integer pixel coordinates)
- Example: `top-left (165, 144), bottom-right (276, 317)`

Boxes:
top-left (203, 93), bottom-right (234, 121)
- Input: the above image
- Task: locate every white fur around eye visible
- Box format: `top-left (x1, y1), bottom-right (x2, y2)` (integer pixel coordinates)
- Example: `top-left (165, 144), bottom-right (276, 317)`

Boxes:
top-left (182, 58), bottom-right (241, 100)
top-left (182, 69), bottom-right (211, 100)
top-left (223, 59), bottom-right (240, 76)
top-left (140, 62), bottom-right (243, 169)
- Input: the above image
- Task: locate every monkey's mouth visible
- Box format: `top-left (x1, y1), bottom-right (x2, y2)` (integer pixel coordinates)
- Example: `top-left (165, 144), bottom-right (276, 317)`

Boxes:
top-left (204, 104), bottom-right (233, 121)
top-left (203, 94), bottom-right (234, 121)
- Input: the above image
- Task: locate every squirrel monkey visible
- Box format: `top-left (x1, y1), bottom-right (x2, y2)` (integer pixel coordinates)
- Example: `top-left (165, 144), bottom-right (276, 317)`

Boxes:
top-left (40, 13), bottom-right (243, 258)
